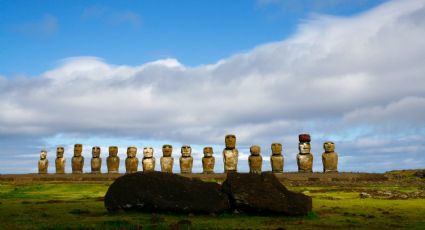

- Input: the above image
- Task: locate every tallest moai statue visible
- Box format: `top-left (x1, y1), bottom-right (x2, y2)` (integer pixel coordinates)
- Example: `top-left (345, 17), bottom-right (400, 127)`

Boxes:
top-left (223, 134), bottom-right (239, 173)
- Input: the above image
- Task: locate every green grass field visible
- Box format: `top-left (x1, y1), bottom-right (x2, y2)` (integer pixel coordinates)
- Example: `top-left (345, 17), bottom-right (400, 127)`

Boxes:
top-left (0, 182), bottom-right (424, 230)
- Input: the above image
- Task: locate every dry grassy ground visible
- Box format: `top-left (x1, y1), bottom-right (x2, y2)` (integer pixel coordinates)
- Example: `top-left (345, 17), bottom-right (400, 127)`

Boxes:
top-left (0, 171), bottom-right (424, 229)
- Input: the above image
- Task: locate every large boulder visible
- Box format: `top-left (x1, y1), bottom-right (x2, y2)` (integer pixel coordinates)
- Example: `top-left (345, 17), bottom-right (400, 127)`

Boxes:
top-left (414, 170), bottom-right (425, 179)
top-left (104, 172), bottom-right (230, 213)
top-left (222, 173), bottom-right (312, 215)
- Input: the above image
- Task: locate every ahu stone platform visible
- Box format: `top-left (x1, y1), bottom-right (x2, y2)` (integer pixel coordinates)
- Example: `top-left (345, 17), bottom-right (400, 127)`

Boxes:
top-left (0, 172), bottom-right (390, 184)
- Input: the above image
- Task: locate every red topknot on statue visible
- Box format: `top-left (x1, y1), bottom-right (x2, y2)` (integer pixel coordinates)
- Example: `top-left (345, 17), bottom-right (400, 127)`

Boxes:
top-left (299, 134), bottom-right (311, 142)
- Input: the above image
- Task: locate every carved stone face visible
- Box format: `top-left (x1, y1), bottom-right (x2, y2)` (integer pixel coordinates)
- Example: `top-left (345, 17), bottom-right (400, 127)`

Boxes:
top-left (40, 150), bottom-right (47, 160)
top-left (109, 146), bottom-right (118, 157)
top-left (181, 145), bottom-right (192, 157)
top-left (271, 143), bottom-right (282, 155)
top-left (56, 147), bottom-right (64, 158)
top-left (92, 146), bottom-right (101, 158)
top-left (74, 144), bottom-right (82, 157)
top-left (225, 134), bottom-right (236, 149)
top-left (324, 141), bottom-right (335, 153)
top-left (127, 147), bottom-right (137, 158)
top-left (250, 145), bottom-right (261, 156)
top-left (143, 147), bottom-right (154, 158)
top-left (162, 144), bottom-right (173, 157)
top-left (299, 142), bottom-right (311, 154)
top-left (203, 147), bottom-right (213, 157)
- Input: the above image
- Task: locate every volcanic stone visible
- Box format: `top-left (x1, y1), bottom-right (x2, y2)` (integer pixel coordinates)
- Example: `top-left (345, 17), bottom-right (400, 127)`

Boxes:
top-left (104, 171), bottom-right (230, 213)
top-left (414, 170), bottom-right (425, 179)
top-left (222, 173), bottom-right (312, 215)
top-left (298, 134), bottom-right (311, 142)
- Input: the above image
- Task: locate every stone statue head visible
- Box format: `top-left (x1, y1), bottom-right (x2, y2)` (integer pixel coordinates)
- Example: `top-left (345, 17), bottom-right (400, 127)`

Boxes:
top-left (250, 145), bottom-right (261, 156)
top-left (162, 144), bottom-right (173, 157)
top-left (181, 145), bottom-right (192, 157)
top-left (56, 147), bottom-right (64, 158)
top-left (127, 146), bottom-right (137, 158)
top-left (323, 141), bottom-right (335, 153)
top-left (203, 146), bottom-right (213, 157)
top-left (40, 150), bottom-right (47, 160)
top-left (225, 134), bottom-right (236, 149)
top-left (299, 134), bottom-right (311, 143)
top-left (92, 146), bottom-right (101, 158)
top-left (299, 142), bottom-right (311, 154)
top-left (271, 143), bottom-right (282, 155)
top-left (143, 147), bottom-right (154, 158)
top-left (109, 146), bottom-right (118, 157)
top-left (74, 144), bottom-right (83, 157)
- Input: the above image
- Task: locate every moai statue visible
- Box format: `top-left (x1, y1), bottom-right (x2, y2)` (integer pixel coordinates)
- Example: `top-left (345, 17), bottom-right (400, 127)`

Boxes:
top-left (322, 141), bottom-right (338, 173)
top-left (38, 150), bottom-right (49, 174)
top-left (270, 143), bottom-right (284, 173)
top-left (160, 144), bottom-right (174, 173)
top-left (125, 146), bottom-right (139, 173)
top-left (142, 147), bottom-right (155, 172)
top-left (107, 146), bottom-right (120, 173)
top-left (91, 146), bottom-right (102, 173)
top-left (202, 147), bottom-right (215, 174)
top-left (72, 144), bottom-right (84, 174)
top-left (296, 134), bottom-right (313, 173)
top-left (180, 145), bottom-right (193, 174)
top-left (248, 145), bottom-right (262, 174)
top-left (55, 147), bottom-right (65, 174)
top-left (223, 134), bottom-right (239, 173)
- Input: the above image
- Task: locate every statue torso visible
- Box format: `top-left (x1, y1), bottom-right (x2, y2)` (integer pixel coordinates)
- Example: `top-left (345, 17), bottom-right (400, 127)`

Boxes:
top-left (179, 156), bottom-right (193, 173)
top-left (322, 152), bottom-right (338, 173)
top-left (125, 157), bottom-right (139, 173)
top-left (107, 156), bottom-right (120, 173)
top-left (297, 153), bottom-right (313, 172)
top-left (271, 155), bottom-right (284, 172)
top-left (38, 159), bottom-right (48, 174)
top-left (55, 158), bottom-right (65, 173)
top-left (248, 155), bottom-right (262, 174)
top-left (142, 157), bottom-right (155, 172)
top-left (223, 149), bottom-right (238, 172)
top-left (72, 156), bottom-right (84, 173)
top-left (91, 158), bottom-right (102, 173)
top-left (202, 156), bottom-right (215, 173)
top-left (160, 157), bottom-right (174, 173)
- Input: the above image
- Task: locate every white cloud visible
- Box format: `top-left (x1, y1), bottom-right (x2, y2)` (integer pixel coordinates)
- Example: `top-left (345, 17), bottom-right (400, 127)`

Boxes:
top-left (1, 0), bottom-right (425, 173)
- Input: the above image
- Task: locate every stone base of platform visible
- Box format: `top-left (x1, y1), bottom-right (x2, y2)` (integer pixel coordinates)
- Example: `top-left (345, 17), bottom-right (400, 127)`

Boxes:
top-left (0, 172), bottom-right (390, 184)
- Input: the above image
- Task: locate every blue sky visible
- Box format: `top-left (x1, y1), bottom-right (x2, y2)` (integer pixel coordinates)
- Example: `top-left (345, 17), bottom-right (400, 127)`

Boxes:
top-left (1, 0), bottom-right (386, 76)
top-left (1, 0), bottom-right (425, 174)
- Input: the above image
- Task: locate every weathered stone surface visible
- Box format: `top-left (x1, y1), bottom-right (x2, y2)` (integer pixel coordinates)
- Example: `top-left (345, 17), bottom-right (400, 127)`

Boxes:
top-left (104, 171), bottom-right (230, 213)
top-left (222, 173), bottom-right (312, 215)
top-left (414, 170), bottom-right (425, 179)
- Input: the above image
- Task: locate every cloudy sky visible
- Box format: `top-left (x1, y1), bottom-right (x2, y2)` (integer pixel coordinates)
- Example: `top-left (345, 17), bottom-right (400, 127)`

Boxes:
top-left (1, 0), bottom-right (424, 174)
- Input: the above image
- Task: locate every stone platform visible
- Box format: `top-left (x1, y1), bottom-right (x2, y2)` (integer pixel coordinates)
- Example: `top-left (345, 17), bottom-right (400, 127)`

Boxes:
top-left (0, 172), bottom-right (390, 185)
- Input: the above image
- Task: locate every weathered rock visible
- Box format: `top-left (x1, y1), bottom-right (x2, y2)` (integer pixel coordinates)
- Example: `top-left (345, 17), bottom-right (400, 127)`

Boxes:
top-left (104, 171), bottom-right (230, 213)
top-left (222, 173), bottom-right (312, 215)
top-left (414, 170), bottom-right (425, 179)
top-left (360, 192), bottom-right (371, 198)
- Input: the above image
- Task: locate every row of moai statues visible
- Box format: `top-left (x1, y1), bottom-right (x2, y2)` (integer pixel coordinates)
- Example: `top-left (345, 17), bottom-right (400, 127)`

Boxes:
top-left (38, 134), bottom-right (338, 174)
